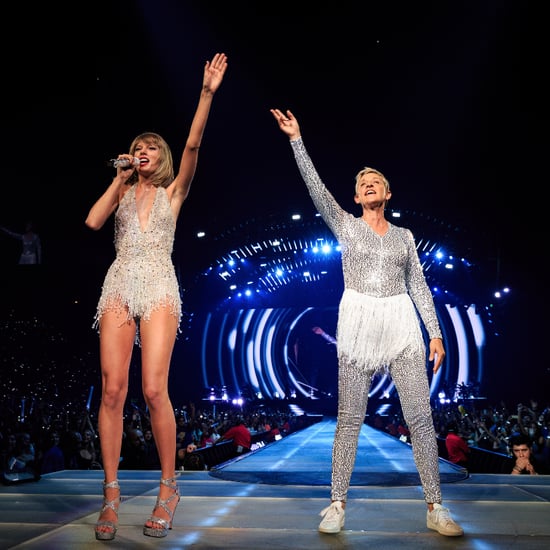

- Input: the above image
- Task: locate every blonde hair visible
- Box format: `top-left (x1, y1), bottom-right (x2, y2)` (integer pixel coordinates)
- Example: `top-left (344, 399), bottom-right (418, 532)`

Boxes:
top-left (354, 167), bottom-right (390, 194)
top-left (126, 132), bottom-right (174, 188)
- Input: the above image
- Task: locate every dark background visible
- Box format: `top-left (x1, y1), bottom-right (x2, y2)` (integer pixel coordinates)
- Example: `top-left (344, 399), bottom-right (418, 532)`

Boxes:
top-left (0, 1), bottom-right (541, 406)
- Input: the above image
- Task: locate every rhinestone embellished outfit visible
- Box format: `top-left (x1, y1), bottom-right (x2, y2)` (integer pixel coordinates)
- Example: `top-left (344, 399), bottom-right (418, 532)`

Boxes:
top-left (290, 137), bottom-right (442, 505)
top-left (93, 185), bottom-right (181, 330)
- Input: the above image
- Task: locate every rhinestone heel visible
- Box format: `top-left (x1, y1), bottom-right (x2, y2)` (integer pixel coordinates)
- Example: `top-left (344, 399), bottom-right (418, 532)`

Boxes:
top-left (143, 477), bottom-right (180, 538)
top-left (94, 480), bottom-right (121, 541)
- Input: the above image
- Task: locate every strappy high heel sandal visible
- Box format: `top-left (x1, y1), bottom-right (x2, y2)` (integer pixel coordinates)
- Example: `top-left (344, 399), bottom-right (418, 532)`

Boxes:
top-left (95, 480), bottom-right (121, 541)
top-left (143, 477), bottom-right (180, 538)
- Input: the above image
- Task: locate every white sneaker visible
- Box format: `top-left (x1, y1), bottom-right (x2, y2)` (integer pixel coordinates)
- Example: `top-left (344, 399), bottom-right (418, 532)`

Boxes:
top-left (318, 501), bottom-right (345, 534)
top-left (427, 503), bottom-right (464, 536)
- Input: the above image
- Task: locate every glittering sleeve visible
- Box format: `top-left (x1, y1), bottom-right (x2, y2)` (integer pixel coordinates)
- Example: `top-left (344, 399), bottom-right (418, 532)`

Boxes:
top-left (289, 137), bottom-right (347, 236)
top-left (402, 227), bottom-right (442, 340)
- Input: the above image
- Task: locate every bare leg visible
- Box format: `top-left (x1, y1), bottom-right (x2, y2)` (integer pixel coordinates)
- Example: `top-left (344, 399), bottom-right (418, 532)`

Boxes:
top-left (140, 307), bottom-right (179, 531)
top-left (96, 308), bottom-right (136, 536)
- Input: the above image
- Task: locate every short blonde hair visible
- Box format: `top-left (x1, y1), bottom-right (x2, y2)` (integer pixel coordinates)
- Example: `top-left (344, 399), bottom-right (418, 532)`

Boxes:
top-left (354, 167), bottom-right (390, 194)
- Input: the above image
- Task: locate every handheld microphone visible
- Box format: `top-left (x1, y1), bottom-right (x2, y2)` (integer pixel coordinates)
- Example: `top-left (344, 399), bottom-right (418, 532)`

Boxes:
top-left (107, 157), bottom-right (141, 168)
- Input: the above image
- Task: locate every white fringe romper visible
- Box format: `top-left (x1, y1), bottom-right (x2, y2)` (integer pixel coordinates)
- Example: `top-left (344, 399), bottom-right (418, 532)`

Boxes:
top-left (93, 185), bottom-right (182, 334)
top-left (290, 137), bottom-right (443, 505)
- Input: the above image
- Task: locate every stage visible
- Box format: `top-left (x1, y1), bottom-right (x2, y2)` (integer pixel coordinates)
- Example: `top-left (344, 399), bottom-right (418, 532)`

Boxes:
top-left (1, 418), bottom-right (549, 549)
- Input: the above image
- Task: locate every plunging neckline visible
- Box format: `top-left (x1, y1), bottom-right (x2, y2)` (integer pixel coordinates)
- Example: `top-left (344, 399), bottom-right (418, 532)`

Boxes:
top-left (135, 185), bottom-right (157, 232)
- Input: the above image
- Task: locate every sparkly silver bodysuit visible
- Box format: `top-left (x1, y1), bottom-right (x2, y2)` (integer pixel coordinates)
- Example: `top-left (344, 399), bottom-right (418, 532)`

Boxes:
top-left (94, 185), bottom-right (181, 330)
top-left (291, 137), bottom-right (442, 504)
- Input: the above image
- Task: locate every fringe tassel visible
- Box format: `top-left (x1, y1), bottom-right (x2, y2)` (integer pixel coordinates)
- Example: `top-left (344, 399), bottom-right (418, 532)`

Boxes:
top-left (336, 289), bottom-right (424, 373)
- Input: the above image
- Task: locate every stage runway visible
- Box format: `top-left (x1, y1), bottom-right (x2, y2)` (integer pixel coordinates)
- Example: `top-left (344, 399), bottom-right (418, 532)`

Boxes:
top-left (1, 417), bottom-right (549, 549)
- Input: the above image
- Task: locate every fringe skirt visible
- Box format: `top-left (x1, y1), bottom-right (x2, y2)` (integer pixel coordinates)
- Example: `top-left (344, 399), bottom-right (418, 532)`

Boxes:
top-left (336, 288), bottom-right (425, 374)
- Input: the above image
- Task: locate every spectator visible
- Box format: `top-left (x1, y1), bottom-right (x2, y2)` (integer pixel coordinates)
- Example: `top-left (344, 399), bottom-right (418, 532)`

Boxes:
top-left (199, 427), bottom-right (219, 448)
top-left (502, 434), bottom-right (548, 475)
top-left (143, 428), bottom-right (161, 469)
top-left (474, 417), bottom-right (508, 453)
top-left (40, 431), bottom-right (65, 474)
top-left (121, 428), bottom-right (147, 470)
top-left (176, 419), bottom-right (194, 458)
top-left (266, 422), bottom-right (282, 443)
top-left (281, 418), bottom-right (291, 436)
top-left (2, 432), bottom-right (39, 480)
top-left (483, 419), bottom-right (510, 454)
top-left (394, 414), bottom-right (411, 443)
top-left (78, 429), bottom-right (98, 469)
top-left (13, 432), bottom-right (37, 471)
top-left (445, 422), bottom-right (470, 469)
top-left (1, 431), bottom-right (40, 484)
top-left (63, 430), bottom-right (84, 469)
top-left (216, 418), bottom-right (251, 456)
top-left (518, 408), bottom-right (543, 455)
top-left (183, 443), bottom-right (205, 471)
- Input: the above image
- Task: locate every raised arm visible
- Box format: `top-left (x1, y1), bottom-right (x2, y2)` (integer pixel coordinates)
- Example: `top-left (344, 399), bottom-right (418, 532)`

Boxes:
top-left (169, 52), bottom-right (228, 215)
top-left (270, 107), bottom-right (347, 237)
top-left (270, 109), bottom-right (301, 141)
top-left (0, 226), bottom-right (22, 240)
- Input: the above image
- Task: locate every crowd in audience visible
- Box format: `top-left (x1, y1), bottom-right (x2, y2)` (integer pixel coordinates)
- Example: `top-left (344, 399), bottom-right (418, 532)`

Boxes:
top-left (366, 397), bottom-right (550, 474)
top-left (0, 396), bottom-right (303, 481)
top-left (2, 393), bottom-right (549, 482)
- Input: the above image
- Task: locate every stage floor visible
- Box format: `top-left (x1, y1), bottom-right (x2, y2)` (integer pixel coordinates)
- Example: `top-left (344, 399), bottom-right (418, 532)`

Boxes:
top-left (1, 418), bottom-right (549, 549)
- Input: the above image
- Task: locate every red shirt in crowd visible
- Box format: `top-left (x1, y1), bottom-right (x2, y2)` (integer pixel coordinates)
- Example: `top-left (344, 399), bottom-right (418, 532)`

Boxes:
top-left (445, 432), bottom-right (470, 466)
top-left (221, 422), bottom-right (251, 451)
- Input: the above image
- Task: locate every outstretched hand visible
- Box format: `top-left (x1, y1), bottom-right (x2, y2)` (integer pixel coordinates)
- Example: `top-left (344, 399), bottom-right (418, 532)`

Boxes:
top-left (270, 109), bottom-right (301, 140)
top-left (203, 53), bottom-right (228, 94)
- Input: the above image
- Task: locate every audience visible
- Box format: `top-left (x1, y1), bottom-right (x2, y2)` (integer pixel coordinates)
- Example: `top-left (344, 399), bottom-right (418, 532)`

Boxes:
top-left (369, 397), bottom-right (550, 475)
top-left (2, 392), bottom-right (549, 483)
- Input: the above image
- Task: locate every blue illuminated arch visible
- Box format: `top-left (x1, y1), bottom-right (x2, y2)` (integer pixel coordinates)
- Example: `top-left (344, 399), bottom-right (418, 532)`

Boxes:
top-left (177, 209), bottom-right (500, 405)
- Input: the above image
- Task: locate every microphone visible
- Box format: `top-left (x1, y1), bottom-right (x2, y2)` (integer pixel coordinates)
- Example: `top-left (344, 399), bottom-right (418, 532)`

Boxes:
top-left (107, 157), bottom-right (140, 168)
